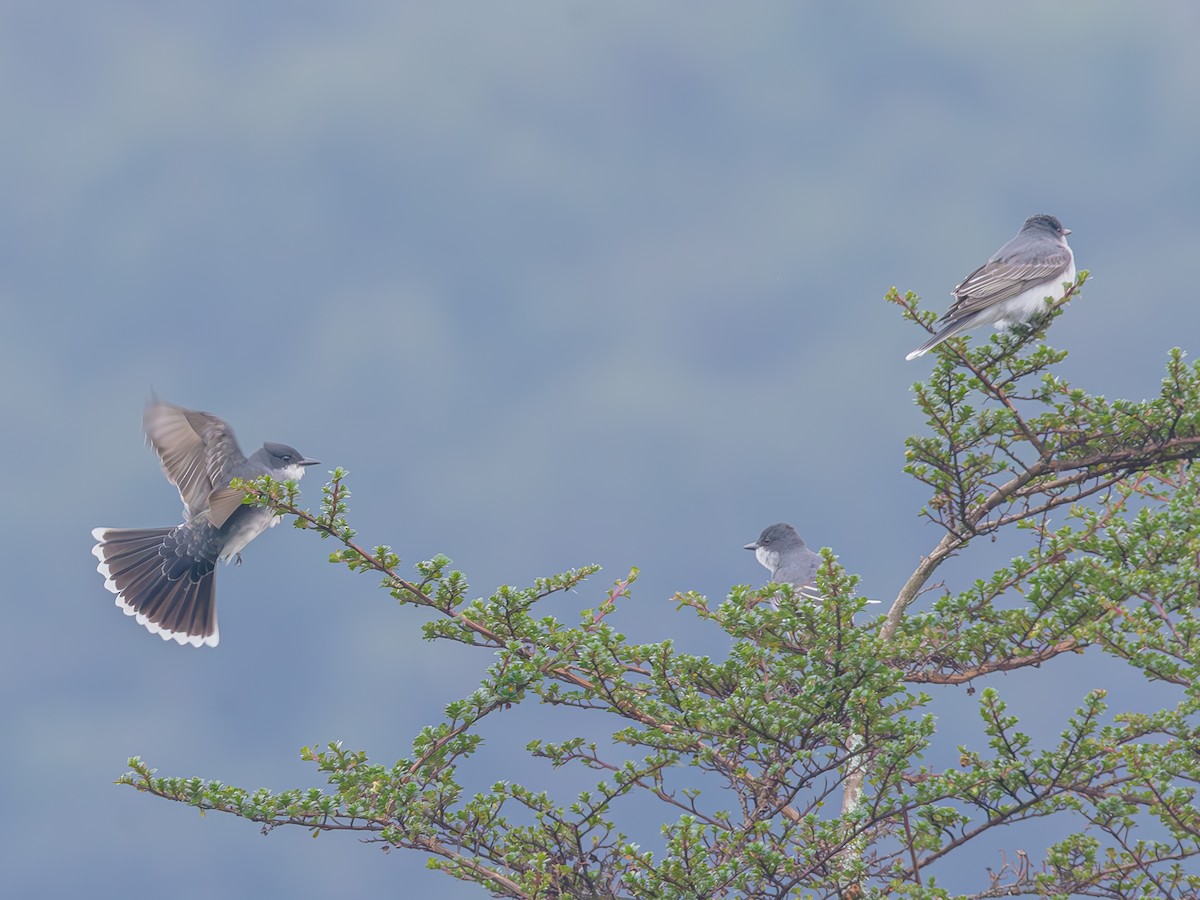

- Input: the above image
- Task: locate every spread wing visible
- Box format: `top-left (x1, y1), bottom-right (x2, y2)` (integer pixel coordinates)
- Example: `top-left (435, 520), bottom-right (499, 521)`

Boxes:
top-left (143, 400), bottom-right (247, 521)
top-left (946, 242), bottom-right (1073, 320)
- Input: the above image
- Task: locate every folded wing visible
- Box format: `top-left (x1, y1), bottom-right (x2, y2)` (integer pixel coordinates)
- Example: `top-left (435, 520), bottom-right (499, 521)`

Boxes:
top-left (947, 245), bottom-right (1072, 319)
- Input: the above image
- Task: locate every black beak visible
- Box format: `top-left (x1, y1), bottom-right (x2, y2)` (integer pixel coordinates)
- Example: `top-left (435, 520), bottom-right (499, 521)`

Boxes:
top-left (299, 458), bottom-right (321, 467)
top-left (743, 542), bottom-right (759, 551)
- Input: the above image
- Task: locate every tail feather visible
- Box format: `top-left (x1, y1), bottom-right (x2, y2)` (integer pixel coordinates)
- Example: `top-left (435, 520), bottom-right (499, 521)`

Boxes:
top-left (905, 310), bottom-right (987, 361)
top-left (91, 527), bottom-right (220, 648)
top-left (92, 530), bottom-right (168, 590)
top-left (905, 332), bottom-right (948, 361)
top-left (905, 324), bottom-right (963, 360)
top-left (146, 575), bottom-right (215, 641)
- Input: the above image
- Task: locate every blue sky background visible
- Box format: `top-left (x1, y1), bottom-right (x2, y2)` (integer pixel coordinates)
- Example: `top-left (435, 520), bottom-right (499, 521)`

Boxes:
top-left (3, 3), bottom-right (1200, 896)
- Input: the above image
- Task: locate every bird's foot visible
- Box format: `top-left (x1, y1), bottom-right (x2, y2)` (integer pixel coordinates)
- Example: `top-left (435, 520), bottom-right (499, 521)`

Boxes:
top-left (1008, 312), bottom-right (1052, 338)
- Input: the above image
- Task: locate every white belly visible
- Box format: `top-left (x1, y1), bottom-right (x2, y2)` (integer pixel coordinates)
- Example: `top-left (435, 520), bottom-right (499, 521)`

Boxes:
top-left (219, 508), bottom-right (280, 562)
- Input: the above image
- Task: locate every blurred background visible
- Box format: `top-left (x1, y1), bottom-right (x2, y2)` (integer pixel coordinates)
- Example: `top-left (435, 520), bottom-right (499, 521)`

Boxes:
top-left (3, 2), bottom-right (1198, 896)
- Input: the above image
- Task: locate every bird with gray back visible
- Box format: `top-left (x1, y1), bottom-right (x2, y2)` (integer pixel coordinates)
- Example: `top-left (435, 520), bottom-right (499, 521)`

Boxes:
top-left (744, 523), bottom-right (822, 601)
top-left (906, 214), bottom-right (1076, 361)
top-left (91, 398), bottom-right (319, 648)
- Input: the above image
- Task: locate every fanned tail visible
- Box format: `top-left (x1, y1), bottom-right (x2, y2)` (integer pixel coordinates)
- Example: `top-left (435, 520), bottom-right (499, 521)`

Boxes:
top-left (91, 526), bottom-right (219, 648)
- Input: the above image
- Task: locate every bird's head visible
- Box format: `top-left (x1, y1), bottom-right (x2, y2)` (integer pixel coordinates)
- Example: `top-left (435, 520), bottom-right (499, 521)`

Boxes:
top-left (261, 442), bottom-right (321, 481)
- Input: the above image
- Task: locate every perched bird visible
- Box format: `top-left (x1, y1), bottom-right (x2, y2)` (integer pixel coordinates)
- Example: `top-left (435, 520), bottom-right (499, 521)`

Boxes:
top-left (744, 523), bottom-right (821, 599)
top-left (91, 399), bottom-right (319, 648)
top-left (906, 213), bottom-right (1076, 361)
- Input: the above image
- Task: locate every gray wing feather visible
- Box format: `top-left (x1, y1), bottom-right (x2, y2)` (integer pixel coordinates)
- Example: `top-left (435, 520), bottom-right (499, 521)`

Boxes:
top-left (945, 243), bottom-right (1072, 320)
top-left (774, 547), bottom-right (820, 588)
top-left (143, 400), bottom-right (247, 518)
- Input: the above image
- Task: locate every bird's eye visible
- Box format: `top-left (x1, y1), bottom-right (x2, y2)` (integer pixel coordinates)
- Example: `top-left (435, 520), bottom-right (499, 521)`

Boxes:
top-left (282, 455), bottom-right (292, 462)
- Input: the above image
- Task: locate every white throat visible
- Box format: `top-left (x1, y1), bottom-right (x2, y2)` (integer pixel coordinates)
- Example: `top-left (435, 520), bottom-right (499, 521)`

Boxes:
top-left (756, 546), bottom-right (780, 573)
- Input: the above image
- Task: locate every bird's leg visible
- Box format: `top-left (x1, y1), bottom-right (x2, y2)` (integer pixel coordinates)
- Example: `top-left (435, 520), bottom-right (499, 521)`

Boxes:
top-left (1009, 311), bottom-right (1052, 337)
